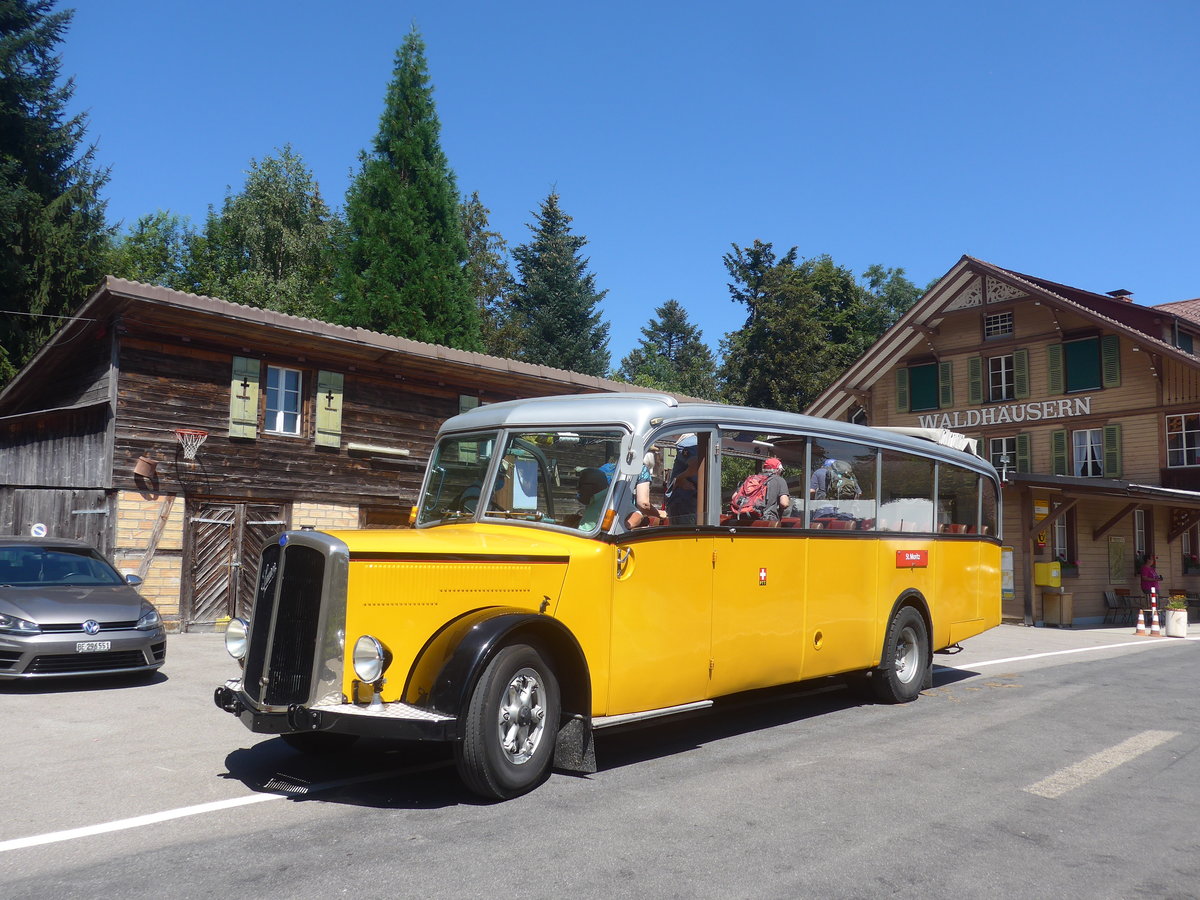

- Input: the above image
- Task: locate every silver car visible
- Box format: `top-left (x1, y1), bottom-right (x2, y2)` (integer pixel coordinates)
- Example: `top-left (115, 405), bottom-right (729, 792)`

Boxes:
top-left (0, 537), bottom-right (166, 680)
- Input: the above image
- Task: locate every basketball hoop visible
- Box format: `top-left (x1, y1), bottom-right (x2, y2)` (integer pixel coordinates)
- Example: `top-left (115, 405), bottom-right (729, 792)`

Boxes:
top-left (175, 428), bottom-right (209, 460)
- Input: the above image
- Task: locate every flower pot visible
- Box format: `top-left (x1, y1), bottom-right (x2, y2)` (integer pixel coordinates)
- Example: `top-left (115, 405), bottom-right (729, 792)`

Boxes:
top-left (133, 456), bottom-right (157, 478)
top-left (1164, 608), bottom-right (1189, 638)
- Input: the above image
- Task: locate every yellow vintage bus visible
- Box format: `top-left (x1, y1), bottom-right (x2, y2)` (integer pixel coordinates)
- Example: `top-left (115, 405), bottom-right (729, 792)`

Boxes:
top-left (215, 393), bottom-right (1001, 799)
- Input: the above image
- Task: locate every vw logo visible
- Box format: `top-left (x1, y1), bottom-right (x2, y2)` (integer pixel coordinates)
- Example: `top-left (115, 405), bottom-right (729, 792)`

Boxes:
top-left (82, 620), bottom-right (101, 635)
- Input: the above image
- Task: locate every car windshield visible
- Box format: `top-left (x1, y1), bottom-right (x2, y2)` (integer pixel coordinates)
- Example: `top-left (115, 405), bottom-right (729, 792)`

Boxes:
top-left (0, 547), bottom-right (124, 586)
top-left (417, 427), bottom-right (627, 531)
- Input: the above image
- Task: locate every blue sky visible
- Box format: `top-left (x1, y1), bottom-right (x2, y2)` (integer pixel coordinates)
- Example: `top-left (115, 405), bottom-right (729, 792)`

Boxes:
top-left (61, 0), bottom-right (1199, 364)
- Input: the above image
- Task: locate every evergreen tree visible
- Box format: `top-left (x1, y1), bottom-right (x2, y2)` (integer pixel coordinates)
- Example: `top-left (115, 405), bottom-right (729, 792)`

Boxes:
top-left (109, 210), bottom-right (195, 290)
top-left (510, 190), bottom-right (609, 375)
top-left (461, 190), bottom-right (520, 357)
top-left (336, 28), bottom-right (479, 349)
top-left (0, 0), bottom-right (111, 383)
top-left (189, 145), bottom-right (341, 317)
top-left (618, 299), bottom-right (718, 398)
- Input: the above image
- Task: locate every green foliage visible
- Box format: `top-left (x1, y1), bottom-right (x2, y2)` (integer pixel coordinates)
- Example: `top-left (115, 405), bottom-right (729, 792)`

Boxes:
top-left (617, 299), bottom-right (718, 398)
top-left (336, 28), bottom-right (479, 350)
top-left (510, 191), bottom-right (610, 376)
top-left (188, 145), bottom-right (342, 317)
top-left (461, 191), bottom-right (520, 357)
top-left (719, 241), bottom-right (920, 413)
top-left (109, 210), bottom-right (196, 290)
top-left (0, 0), bottom-right (111, 384)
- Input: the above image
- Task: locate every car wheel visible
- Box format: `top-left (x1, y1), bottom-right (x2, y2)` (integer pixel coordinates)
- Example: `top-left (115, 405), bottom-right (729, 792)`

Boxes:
top-left (281, 731), bottom-right (359, 755)
top-left (455, 643), bottom-right (560, 800)
top-left (871, 606), bottom-right (929, 703)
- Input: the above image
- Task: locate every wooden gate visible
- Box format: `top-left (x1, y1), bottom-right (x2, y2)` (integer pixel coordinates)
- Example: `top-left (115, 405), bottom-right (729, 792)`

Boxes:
top-left (184, 500), bottom-right (288, 630)
top-left (1, 488), bottom-right (113, 554)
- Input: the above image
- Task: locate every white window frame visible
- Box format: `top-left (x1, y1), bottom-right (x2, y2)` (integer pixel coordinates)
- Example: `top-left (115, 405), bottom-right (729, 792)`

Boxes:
top-left (1166, 413), bottom-right (1200, 468)
top-left (989, 436), bottom-right (1017, 471)
top-left (1134, 509), bottom-right (1146, 559)
top-left (988, 354), bottom-right (1015, 402)
top-left (984, 311), bottom-right (1013, 339)
top-left (265, 365), bottom-right (302, 435)
top-left (1072, 428), bottom-right (1103, 477)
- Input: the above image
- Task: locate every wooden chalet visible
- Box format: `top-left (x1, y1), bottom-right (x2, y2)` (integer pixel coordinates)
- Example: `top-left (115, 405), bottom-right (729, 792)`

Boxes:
top-left (0, 278), bottom-right (660, 631)
top-left (809, 256), bottom-right (1200, 626)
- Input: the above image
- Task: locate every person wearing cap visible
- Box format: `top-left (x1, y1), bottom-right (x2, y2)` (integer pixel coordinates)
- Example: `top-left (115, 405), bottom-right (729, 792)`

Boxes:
top-left (759, 457), bottom-right (791, 522)
top-left (576, 466), bottom-right (611, 531)
top-left (665, 434), bottom-right (700, 525)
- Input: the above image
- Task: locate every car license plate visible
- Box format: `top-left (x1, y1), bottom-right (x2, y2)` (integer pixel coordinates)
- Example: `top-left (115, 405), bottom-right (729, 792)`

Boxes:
top-left (75, 641), bottom-right (111, 653)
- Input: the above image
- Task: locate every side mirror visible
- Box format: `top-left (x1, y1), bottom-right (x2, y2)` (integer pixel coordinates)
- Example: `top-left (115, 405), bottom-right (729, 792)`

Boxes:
top-left (124, 573), bottom-right (144, 587)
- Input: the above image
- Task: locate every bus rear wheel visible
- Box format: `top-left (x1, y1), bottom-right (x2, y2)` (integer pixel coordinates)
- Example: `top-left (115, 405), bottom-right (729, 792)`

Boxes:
top-left (455, 643), bottom-right (560, 800)
top-left (871, 607), bottom-right (929, 703)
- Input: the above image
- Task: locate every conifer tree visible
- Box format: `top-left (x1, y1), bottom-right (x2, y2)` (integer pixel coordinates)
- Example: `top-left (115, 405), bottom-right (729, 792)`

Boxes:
top-left (461, 191), bottom-right (520, 357)
top-left (0, 0), bottom-right (111, 383)
top-left (510, 191), bottom-right (609, 375)
top-left (336, 28), bottom-right (479, 350)
top-left (618, 300), bottom-right (718, 398)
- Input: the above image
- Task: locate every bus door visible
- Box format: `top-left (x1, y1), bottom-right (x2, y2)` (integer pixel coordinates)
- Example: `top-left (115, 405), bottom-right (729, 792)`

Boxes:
top-left (607, 430), bottom-right (715, 716)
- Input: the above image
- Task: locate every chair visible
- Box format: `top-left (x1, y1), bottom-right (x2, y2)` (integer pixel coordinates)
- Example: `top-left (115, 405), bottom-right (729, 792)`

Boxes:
top-left (1102, 590), bottom-right (1121, 625)
top-left (750, 519), bottom-right (780, 528)
top-left (1113, 588), bottom-right (1135, 624)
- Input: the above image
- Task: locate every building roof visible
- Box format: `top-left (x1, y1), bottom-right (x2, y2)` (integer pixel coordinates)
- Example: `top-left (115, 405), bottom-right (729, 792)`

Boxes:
top-left (0, 277), bottom-right (676, 415)
top-left (806, 255), bottom-right (1200, 420)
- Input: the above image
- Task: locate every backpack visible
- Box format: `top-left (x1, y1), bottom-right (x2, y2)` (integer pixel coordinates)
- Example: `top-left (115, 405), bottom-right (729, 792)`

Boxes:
top-left (730, 473), bottom-right (771, 518)
top-left (824, 460), bottom-right (860, 499)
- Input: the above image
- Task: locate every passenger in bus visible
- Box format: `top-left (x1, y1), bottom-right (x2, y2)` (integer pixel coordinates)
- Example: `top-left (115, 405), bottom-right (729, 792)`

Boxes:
top-left (576, 467), bottom-right (611, 531)
top-left (731, 457), bottom-right (791, 522)
top-left (626, 449), bottom-right (665, 528)
top-left (665, 434), bottom-right (700, 524)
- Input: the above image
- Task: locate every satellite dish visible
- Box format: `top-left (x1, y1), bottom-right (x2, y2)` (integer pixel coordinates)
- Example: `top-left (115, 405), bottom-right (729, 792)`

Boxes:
top-left (30, 523), bottom-right (47, 537)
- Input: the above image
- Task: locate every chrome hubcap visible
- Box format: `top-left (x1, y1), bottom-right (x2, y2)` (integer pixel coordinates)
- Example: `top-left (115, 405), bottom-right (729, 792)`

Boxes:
top-left (496, 667), bottom-right (546, 764)
top-left (894, 625), bottom-right (920, 684)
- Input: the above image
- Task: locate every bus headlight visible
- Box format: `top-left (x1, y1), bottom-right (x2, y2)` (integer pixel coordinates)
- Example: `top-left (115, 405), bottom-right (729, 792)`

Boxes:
top-left (224, 617), bottom-right (250, 660)
top-left (353, 635), bottom-right (392, 683)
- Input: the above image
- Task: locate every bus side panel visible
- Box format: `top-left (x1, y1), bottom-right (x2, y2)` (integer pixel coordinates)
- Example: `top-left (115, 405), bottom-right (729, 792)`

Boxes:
top-left (930, 540), bottom-right (979, 650)
top-left (876, 537), bottom-right (934, 662)
top-left (799, 534), bottom-right (880, 679)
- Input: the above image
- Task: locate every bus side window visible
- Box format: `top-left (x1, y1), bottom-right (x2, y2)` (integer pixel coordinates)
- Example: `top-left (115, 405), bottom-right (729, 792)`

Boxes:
top-left (809, 440), bottom-right (876, 530)
top-left (937, 462), bottom-right (979, 533)
top-left (878, 449), bottom-right (934, 533)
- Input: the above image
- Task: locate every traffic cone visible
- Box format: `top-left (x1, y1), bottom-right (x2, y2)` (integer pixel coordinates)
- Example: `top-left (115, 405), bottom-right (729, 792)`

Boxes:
top-left (1135, 609), bottom-right (1147, 635)
top-left (1150, 607), bottom-right (1162, 637)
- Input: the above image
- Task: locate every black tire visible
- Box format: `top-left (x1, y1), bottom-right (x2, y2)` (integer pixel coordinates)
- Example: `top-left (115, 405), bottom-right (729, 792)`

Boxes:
top-left (455, 643), bottom-right (560, 800)
top-left (281, 731), bottom-right (359, 755)
top-left (871, 606), bottom-right (929, 703)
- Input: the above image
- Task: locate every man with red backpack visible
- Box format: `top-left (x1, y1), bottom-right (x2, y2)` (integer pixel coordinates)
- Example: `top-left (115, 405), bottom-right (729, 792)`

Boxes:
top-left (730, 457), bottom-right (791, 522)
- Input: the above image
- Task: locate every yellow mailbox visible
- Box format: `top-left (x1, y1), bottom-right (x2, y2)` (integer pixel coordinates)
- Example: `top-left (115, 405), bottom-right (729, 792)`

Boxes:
top-left (1033, 561), bottom-right (1062, 588)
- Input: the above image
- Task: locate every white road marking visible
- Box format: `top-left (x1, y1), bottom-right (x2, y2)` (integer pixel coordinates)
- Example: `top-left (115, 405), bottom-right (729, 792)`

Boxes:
top-left (936, 634), bottom-right (1199, 671)
top-left (0, 761), bottom-right (449, 854)
top-left (1024, 730), bottom-right (1179, 799)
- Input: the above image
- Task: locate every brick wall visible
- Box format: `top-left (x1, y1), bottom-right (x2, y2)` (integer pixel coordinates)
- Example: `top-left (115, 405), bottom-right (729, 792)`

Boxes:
top-left (113, 490), bottom-right (185, 625)
top-left (292, 501), bottom-right (359, 531)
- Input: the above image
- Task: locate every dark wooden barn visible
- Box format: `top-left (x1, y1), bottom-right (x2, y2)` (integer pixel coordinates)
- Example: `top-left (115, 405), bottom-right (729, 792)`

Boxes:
top-left (0, 278), bottom-right (654, 630)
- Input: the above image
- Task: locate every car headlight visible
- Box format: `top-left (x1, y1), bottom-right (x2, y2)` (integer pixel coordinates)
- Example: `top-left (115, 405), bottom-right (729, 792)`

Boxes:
top-left (352, 635), bottom-right (392, 683)
top-left (0, 612), bottom-right (40, 635)
top-left (136, 604), bottom-right (162, 630)
top-left (224, 617), bottom-right (250, 660)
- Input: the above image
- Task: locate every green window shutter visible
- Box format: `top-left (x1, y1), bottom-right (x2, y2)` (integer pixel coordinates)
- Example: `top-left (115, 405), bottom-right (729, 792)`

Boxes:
top-left (895, 367), bottom-right (910, 413)
top-left (1050, 429), bottom-right (1068, 475)
top-left (1016, 433), bottom-right (1031, 473)
top-left (1103, 423), bottom-right (1122, 477)
top-left (967, 357), bottom-right (983, 405)
top-left (315, 371), bottom-right (344, 448)
top-left (1013, 349), bottom-right (1030, 399)
top-left (938, 361), bottom-right (953, 408)
top-left (1047, 343), bottom-right (1064, 395)
top-left (1101, 334), bottom-right (1121, 388)
top-left (229, 356), bottom-right (260, 439)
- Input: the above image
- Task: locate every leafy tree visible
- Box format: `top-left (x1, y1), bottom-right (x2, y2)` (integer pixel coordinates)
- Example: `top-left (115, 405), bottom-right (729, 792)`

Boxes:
top-left (109, 210), bottom-right (195, 290)
top-left (189, 145), bottom-right (341, 317)
top-left (0, 0), bottom-right (111, 384)
top-left (510, 190), bottom-right (609, 375)
top-left (461, 191), bottom-right (520, 357)
top-left (336, 28), bottom-right (478, 349)
top-left (617, 299), bottom-right (718, 398)
top-left (719, 243), bottom-right (917, 413)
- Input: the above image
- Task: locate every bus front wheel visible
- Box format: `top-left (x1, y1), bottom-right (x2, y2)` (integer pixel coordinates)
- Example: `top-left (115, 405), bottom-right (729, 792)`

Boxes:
top-left (871, 607), bottom-right (929, 703)
top-left (455, 643), bottom-right (560, 800)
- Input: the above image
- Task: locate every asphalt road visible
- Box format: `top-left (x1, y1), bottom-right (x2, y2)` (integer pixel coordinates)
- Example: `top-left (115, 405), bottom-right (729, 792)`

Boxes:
top-left (2, 626), bottom-right (1198, 900)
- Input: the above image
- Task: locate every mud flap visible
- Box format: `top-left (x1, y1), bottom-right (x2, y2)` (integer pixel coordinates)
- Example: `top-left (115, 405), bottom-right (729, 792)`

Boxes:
top-left (553, 714), bottom-right (597, 774)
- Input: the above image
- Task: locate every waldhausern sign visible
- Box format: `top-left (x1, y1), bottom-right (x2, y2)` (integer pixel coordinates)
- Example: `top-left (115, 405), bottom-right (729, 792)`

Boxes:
top-left (916, 396), bottom-right (1092, 429)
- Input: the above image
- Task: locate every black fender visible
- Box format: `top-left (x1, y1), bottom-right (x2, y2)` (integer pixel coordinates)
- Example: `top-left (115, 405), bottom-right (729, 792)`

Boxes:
top-left (877, 590), bottom-right (934, 690)
top-left (404, 607), bottom-right (591, 730)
